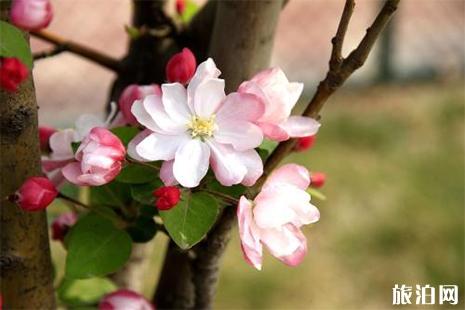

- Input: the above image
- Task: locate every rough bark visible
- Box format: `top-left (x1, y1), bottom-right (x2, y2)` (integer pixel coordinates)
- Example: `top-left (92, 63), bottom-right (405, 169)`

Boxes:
top-left (154, 1), bottom-right (283, 309)
top-left (0, 4), bottom-right (55, 308)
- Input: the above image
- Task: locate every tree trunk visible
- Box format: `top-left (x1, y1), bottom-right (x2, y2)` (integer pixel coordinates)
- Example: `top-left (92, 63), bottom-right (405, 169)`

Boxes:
top-left (0, 4), bottom-right (56, 309)
top-left (154, 1), bottom-right (283, 309)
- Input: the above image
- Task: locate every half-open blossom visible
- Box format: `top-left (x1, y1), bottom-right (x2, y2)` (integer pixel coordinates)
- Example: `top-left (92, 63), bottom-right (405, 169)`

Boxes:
top-left (237, 164), bottom-right (320, 270)
top-left (118, 84), bottom-right (162, 125)
top-left (153, 186), bottom-right (181, 210)
top-left (129, 58), bottom-right (264, 188)
top-left (15, 176), bottom-right (58, 211)
top-left (39, 126), bottom-right (57, 152)
top-left (51, 212), bottom-right (78, 242)
top-left (62, 127), bottom-right (125, 186)
top-left (10, 0), bottom-right (53, 31)
top-left (99, 289), bottom-right (154, 310)
top-left (0, 57), bottom-right (28, 92)
top-left (310, 172), bottom-right (326, 188)
top-left (295, 135), bottom-right (316, 152)
top-left (165, 48), bottom-right (196, 84)
top-left (238, 68), bottom-right (320, 141)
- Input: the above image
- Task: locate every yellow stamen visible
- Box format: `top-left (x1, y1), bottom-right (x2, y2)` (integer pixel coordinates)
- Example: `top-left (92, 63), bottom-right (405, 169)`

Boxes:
top-left (187, 115), bottom-right (217, 139)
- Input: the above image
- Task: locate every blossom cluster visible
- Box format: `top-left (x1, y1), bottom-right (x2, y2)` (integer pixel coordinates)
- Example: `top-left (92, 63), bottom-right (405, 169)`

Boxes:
top-left (14, 47), bottom-right (325, 273)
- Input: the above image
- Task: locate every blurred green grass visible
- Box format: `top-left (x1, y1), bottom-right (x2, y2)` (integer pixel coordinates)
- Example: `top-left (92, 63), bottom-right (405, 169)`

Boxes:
top-left (49, 82), bottom-right (464, 309)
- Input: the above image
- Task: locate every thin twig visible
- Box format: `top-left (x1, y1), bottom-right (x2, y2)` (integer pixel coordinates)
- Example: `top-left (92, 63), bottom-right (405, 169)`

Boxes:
top-left (31, 30), bottom-right (121, 72)
top-left (33, 45), bottom-right (67, 60)
top-left (202, 189), bottom-right (239, 205)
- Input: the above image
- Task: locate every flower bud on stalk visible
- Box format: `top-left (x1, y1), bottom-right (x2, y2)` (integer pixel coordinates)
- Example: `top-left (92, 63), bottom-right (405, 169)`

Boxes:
top-left (153, 186), bottom-right (181, 211)
top-left (310, 172), bottom-right (326, 188)
top-left (176, 0), bottom-right (186, 15)
top-left (14, 176), bottom-right (58, 211)
top-left (0, 57), bottom-right (28, 92)
top-left (294, 135), bottom-right (316, 152)
top-left (10, 0), bottom-right (53, 31)
top-left (165, 48), bottom-right (196, 84)
top-left (99, 289), bottom-right (155, 310)
top-left (118, 84), bottom-right (161, 125)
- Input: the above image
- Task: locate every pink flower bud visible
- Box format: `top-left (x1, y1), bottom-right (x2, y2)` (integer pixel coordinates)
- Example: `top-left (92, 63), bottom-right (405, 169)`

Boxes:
top-left (176, 0), bottom-right (186, 15)
top-left (294, 135), bottom-right (316, 152)
top-left (51, 212), bottom-right (78, 242)
top-left (153, 186), bottom-right (181, 211)
top-left (99, 289), bottom-right (155, 310)
top-left (10, 0), bottom-right (53, 31)
top-left (15, 176), bottom-right (58, 211)
top-left (39, 126), bottom-right (57, 152)
top-left (165, 48), bottom-right (196, 84)
top-left (0, 57), bottom-right (28, 92)
top-left (310, 172), bottom-right (326, 188)
top-left (118, 84), bottom-right (161, 125)
top-left (62, 127), bottom-right (126, 186)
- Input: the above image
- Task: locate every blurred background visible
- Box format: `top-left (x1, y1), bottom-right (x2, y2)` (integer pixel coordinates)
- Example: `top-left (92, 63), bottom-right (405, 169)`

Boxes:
top-left (38, 0), bottom-right (464, 309)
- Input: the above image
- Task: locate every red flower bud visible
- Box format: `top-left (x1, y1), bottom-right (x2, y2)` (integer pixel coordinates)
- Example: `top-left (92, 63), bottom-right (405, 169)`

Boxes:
top-left (10, 0), bottom-right (53, 31)
top-left (153, 186), bottom-right (181, 211)
top-left (15, 176), bottom-right (58, 211)
top-left (118, 84), bottom-right (161, 125)
top-left (176, 0), bottom-right (186, 15)
top-left (51, 212), bottom-right (78, 242)
top-left (294, 135), bottom-right (316, 152)
top-left (99, 289), bottom-right (154, 310)
top-left (39, 126), bottom-right (57, 152)
top-left (310, 172), bottom-right (326, 188)
top-left (0, 57), bottom-right (28, 92)
top-left (165, 48), bottom-right (196, 84)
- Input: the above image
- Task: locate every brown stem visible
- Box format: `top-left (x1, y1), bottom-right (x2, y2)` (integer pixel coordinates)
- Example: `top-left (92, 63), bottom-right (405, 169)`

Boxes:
top-left (31, 30), bottom-right (121, 72)
top-left (0, 4), bottom-right (55, 308)
top-left (33, 45), bottom-right (67, 60)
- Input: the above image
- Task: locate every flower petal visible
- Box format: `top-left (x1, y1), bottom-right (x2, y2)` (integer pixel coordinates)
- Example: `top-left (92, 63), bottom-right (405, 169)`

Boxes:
top-left (258, 122), bottom-right (290, 141)
top-left (236, 150), bottom-right (263, 186)
top-left (216, 92), bottom-right (265, 123)
top-left (280, 116), bottom-right (320, 138)
top-left (173, 139), bottom-right (210, 187)
top-left (136, 132), bottom-right (188, 161)
top-left (161, 83), bottom-right (190, 124)
top-left (237, 196), bottom-right (263, 270)
top-left (207, 140), bottom-right (247, 186)
top-left (160, 160), bottom-right (178, 186)
top-left (193, 78), bottom-right (225, 118)
top-left (187, 58), bottom-right (221, 110)
top-left (62, 162), bottom-right (86, 186)
top-left (127, 130), bottom-right (152, 162)
top-left (49, 129), bottom-right (77, 159)
top-left (214, 121), bottom-right (263, 151)
top-left (131, 99), bottom-right (162, 132)
top-left (143, 95), bottom-right (185, 134)
top-left (264, 163), bottom-right (310, 190)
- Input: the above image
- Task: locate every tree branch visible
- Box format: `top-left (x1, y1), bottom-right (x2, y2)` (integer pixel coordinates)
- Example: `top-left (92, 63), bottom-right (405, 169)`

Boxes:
top-left (31, 30), bottom-right (121, 72)
top-left (33, 45), bottom-right (66, 60)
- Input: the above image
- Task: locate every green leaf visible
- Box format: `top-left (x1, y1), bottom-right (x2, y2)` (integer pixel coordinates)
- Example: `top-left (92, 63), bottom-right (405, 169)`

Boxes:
top-left (71, 142), bottom-right (81, 154)
top-left (258, 139), bottom-right (278, 161)
top-left (130, 180), bottom-right (163, 205)
top-left (0, 21), bottom-right (33, 68)
top-left (181, 0), bottom-right (199, 23)
top-left (59, 183), bottom-right (80, 200)
top-left (65, 213), bottom-right (132, 279)
top-left (111, 127), bottom-right (140, 146)
top-left (160, 192), bottom-right (219, 249)
top-left (207, 180), bottom-right (245, 200)
top-left (126, 216), bottom-right (157, 243)
top-left (307, 187), bottom-right (327, 201)
top-left (58, 277), bottom-right (117, 306)
top-left (116, 164), bottom-right (158, 184)
top-left (90, 180), bottom-right (132, 208)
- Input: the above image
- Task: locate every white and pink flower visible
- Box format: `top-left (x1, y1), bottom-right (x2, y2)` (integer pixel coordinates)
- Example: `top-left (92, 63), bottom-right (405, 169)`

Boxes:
top-left (129, 59), bottom-right (265, 188)
top-left (237, 164), bottom-right (320, 270)
top-left (62, 127), bottom-right (125, 186)
top-left (118, 84), bottom-right (162, 125)
top-left (10, 0), bottom-right (53, 31)
top-left (238, 68), bottom-right (320, 141)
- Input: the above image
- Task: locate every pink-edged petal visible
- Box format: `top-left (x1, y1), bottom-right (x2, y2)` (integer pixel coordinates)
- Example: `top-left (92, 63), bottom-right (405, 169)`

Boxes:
top-left (143, 95), bottom-right (185, 134)
top-left (264, 163), bottom-right (310, 190)
top-left (49, 129), bottom-right (77, 159)
top-left (161, 83), bottom-right (190, 124)
top-left (127, 130), bottom-right (152, 162)
top-left (214, 121), bottom-right (263, 151)
top-left (136, 132), bottom-right (188, 161)
top-left (41, 158), bottom-right (74, 173)
top-left (280, 116), bottom-right (320, 138)
top-left (207, 140), bottom-right (247, 186)
top-left (160, 160), bottom-right (178, 186)
top-left (253, 187), bottom-right (297, 229)
top-left (236, 150), bottom-right (263, 186)
top-left (261, 224), bottom-right (307, 267)
top-left (216, 92), bottom-right (265, 123)
top-left (62, 162), bottom-right (86, 186)
top-left (193, 78), bottom-right (225, 117)
top-left (258, 122), bottom-right (290, 142)
top-left (187, 58), bottom-right (221, 110)
top-left (131, 99), bottom-right (162, 132)
top-left (173, 139), bottom-right (210, 187)
top-left (237, 196), bottom-right (263, 270)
